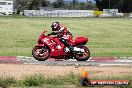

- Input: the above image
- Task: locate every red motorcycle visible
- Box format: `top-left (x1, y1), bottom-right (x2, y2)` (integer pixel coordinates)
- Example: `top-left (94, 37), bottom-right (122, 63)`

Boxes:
top-left (32, 31), bottom-right (90, 61)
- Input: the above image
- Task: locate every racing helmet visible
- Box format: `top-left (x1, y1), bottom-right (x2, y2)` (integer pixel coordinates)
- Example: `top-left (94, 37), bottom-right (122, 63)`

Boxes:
top-left (51, 22), bottom-right (60, 31)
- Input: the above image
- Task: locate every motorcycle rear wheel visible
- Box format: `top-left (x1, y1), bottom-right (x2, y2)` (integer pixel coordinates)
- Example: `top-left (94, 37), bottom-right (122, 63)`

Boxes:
top-left (75, 46), bottom-right (90, 61)
top-left (32, 46), bottom-right (50, 61)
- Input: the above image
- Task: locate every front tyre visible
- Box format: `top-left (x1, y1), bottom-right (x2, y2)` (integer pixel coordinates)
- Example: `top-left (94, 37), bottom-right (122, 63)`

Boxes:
top-left (32, 46), bottom-right (50, 61)
top-left (75, 46), bottom-right (90, 61)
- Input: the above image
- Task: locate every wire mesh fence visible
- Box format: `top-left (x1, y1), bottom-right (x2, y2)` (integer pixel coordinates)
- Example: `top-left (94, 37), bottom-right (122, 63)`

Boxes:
top-left (24, 10), bottom-right (95, 17)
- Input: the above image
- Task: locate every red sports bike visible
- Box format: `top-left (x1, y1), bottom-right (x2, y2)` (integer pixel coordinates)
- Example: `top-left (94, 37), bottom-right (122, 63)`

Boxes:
top-left (32, 31), bottom-right (90, 61)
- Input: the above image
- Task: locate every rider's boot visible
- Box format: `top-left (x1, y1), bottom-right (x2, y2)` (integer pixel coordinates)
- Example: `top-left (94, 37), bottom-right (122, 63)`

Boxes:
top-left (60, 38), bottom-right (84, 53)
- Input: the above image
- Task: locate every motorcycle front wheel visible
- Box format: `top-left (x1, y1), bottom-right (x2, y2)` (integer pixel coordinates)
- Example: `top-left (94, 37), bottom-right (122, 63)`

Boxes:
top-left (32, 46), bottom-right (50, 61)
top-left (75, 46), bottom-right (90, 61)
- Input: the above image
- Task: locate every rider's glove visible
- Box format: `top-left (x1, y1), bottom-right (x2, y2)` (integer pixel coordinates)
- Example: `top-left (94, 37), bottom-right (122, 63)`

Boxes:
top-left (47, 33), bottom-right (51, 36)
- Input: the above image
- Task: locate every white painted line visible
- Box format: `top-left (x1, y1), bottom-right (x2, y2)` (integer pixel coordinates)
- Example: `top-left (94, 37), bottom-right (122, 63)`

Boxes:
top-left (99, 64), bottom-right (131, 66)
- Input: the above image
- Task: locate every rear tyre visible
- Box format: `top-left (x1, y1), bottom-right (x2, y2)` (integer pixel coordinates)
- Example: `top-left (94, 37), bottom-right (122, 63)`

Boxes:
top-left (75, 46), bottom-right (90, 61)
top-left (32, 46), bottom-right (50, 61)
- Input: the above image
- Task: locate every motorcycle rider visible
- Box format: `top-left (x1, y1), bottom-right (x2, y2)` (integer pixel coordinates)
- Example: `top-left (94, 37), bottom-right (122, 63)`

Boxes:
top-left (48, 22), bottom-right (84, 52)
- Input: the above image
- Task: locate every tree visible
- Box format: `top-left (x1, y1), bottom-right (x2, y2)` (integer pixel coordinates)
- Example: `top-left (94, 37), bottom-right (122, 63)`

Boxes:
top-left (16, 0), bottom-right (29, 14)
top-left (121, 0), bottom-right (132, 12)
top-left (16, 0), bottom-right (51, 13)
top-left (52, 0), bottom-right (64, 8)
top-left (95, 0), bottom-right (132, 12)
top-left (73, 0), bottom-right (78, 8)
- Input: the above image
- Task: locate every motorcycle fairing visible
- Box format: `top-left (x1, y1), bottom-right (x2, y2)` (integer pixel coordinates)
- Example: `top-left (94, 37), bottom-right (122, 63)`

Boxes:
top-left (39, 36), bottom-right (68, 56)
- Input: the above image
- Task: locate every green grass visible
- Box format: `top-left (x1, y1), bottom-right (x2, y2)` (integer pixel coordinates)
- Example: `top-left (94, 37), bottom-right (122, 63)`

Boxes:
top-left (0, 73), bottom-right (132, 88)
top-left (0, 76), bottom-right (16, 88)
top-left (0, 16), bottom-right (132, 57)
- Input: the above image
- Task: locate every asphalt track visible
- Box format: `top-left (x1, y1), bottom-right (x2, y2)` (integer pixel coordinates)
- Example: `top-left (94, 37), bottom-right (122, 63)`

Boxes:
top-left (0, 56), bottom-right (132, 66)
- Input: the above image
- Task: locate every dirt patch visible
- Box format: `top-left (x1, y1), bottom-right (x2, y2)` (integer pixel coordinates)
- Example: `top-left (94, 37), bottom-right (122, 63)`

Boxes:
top-left (0, 64), bottom-right (132, 79)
